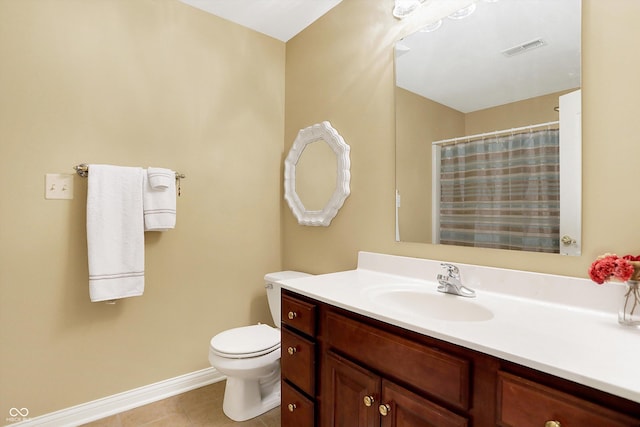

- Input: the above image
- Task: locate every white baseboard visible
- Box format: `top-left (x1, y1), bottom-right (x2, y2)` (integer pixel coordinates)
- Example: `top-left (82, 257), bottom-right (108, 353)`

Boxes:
top-left (10, 367), bottom-right (224, 427)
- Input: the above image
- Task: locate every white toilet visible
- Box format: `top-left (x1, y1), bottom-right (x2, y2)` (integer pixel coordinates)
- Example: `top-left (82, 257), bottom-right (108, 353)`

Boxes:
top-left (208, 271), bottom-right (310, 422)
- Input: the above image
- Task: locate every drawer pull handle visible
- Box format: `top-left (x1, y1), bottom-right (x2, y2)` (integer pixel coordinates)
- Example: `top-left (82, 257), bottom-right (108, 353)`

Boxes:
top-left (545, 422), bottom-right (561, 427)
top-left (379, 403), bottom-right (391, 416)
top-left (287, 346), bottom-right (297, 355)
top-left (287, 403), bottom-right (297, 412)
top-left (363, 395), bottom-right (375, 407)
top-left (287, 311), bottom-right (298, 320)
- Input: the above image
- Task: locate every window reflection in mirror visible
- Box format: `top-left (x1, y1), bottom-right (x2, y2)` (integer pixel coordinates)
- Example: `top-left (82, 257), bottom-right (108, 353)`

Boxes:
top-left (394, 0), bottom-right (581, 255)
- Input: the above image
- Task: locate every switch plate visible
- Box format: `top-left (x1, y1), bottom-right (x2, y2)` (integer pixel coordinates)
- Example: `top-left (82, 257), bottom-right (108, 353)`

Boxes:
top-left (45, 173), bottom-right (74, 200)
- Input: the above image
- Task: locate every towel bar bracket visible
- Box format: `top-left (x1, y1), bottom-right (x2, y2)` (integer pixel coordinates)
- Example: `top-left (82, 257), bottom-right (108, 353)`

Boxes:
top-left (74, 164), bottom-right (89, 178)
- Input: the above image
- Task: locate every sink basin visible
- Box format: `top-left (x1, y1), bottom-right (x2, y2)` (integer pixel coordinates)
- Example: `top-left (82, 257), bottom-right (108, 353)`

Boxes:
top-left (367, 284), bottom-right (494, 322)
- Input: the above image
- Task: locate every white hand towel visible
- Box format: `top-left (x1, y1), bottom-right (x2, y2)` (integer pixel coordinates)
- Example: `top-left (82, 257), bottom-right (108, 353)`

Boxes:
top-left (147, 167), bottom-right (174, 190)
top-left (143, 169), bottom-right (176, 231)
top-left (87, 165), bottom-right (145, 302)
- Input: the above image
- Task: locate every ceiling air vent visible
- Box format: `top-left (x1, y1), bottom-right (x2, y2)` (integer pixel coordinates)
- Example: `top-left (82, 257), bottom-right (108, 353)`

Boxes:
top-left (501, 38), bottom-right (546, 57)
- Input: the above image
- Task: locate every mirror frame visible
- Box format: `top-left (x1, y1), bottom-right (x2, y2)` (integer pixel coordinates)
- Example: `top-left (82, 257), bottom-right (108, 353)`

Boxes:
top-left (284, 121), bottom-right (351, 227)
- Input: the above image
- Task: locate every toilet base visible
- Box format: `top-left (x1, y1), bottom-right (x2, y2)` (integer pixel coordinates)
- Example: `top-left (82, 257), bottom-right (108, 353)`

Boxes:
top-left (222, 366), bottom-right (281, 421)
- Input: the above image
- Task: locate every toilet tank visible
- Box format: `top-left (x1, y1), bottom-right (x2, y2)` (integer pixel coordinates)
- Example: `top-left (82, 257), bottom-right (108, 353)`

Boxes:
top-left (264, 271), bottom-right (311, 327)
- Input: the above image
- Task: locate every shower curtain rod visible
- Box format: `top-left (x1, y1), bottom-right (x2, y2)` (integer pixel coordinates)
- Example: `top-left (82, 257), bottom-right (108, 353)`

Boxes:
top-left (73, 163), bottom-right (186, 179)
top-left (432, 120), bottom-right (560, 147)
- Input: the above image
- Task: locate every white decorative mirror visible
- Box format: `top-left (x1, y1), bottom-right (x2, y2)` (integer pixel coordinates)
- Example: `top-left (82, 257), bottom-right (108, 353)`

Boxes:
top-left (284, 121), bottom-right (351, 226)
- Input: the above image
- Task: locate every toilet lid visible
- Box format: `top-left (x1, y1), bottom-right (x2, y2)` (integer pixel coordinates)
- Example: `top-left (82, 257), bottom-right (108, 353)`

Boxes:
top-left (210, 324), bottom-right (280, 358)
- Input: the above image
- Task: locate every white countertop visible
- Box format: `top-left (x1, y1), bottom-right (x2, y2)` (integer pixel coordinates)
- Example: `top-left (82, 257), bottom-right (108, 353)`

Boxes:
top-left (280, 252), bottom-right (640, 403)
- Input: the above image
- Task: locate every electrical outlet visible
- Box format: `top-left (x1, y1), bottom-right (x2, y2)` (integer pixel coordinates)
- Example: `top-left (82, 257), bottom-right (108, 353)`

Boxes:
top-left (45, 173), bottom-right (74, 200)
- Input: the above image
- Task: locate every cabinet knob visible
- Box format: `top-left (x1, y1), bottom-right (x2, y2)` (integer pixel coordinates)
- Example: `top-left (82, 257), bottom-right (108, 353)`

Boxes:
top-left (378, 403), bottom-right (391, 416)
top-left (287, 346), bottom-right (297, 355)
top-left (287, 403), bottom-right (297, 412)
top-left (545, 422), bottom-right (561, 427)
top-left (363, 395), bottom-right (375, 407)
top-left (287, 311), bottom-right (297, 320)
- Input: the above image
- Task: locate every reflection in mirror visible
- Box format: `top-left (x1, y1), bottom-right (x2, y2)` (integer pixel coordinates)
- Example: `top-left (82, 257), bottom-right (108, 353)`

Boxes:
top-left (284, 121), bottom-right (350, 227)
top-left (296, 141), bottom-right (337, 211)
top-left (395, 0), bottom-right (582, 255)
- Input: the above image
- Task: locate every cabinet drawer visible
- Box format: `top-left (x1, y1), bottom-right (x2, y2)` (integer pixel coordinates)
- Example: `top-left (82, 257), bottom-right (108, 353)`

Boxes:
top-left (281, 327), bottom-right (316, 396)
top-left (326, 312), bottom-right (470, 409)
top-left (282, 293), bottom-right (317, 336)
top-left (497, 371), bottom-right (640, 427)
top-left (282, 380), bottom-right (315, 426)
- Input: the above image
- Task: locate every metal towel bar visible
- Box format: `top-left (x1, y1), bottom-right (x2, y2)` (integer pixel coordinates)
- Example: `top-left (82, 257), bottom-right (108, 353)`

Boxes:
top-left (73, 164), bottom-right (185, 180)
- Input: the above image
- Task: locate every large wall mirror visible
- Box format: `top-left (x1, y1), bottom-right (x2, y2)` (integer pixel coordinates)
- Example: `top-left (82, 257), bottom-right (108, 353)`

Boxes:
top-left (395, 0), bottom-right (582, 255)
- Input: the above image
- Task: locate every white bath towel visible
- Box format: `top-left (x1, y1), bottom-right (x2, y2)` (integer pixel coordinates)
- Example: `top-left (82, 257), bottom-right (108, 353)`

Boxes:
top-left (87, 165), bottom-right (145, 302)
top-left (143, 169), bottom-right (176, 231)
top-left (147, 167), bottom-right (174, 190)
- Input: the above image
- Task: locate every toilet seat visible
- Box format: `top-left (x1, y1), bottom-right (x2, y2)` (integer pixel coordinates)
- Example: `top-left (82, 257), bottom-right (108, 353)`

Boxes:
top-left (210, 324), bottom-right (280, 359)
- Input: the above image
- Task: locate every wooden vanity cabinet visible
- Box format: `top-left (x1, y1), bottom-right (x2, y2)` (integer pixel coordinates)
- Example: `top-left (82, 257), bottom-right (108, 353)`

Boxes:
top-left (280, 293), bottom-right (318, 425)
top-left (281, 289), bottom-right (640, 427)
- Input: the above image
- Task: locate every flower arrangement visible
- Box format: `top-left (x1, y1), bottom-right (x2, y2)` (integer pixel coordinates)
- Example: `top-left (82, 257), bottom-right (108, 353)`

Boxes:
top-left (588, 254), bottom-right (640, 284)
top-left (589, 253), bottom-right (640, 325)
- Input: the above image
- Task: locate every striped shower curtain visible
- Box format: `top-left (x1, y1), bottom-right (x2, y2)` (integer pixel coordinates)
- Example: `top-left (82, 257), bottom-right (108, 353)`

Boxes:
top-left (438, 129), bottom-right (560, 252)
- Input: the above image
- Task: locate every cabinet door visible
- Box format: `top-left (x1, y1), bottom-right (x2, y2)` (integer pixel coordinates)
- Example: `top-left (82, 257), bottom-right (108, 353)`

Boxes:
top-left (323, 351), bottom-right (381, 427)
top-left (379, 380), bottom-right (468, 427)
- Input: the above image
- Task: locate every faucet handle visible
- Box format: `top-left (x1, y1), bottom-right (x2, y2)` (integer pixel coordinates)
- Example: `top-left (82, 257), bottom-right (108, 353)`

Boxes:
top-left (440, 263), bottom-right (459, 277)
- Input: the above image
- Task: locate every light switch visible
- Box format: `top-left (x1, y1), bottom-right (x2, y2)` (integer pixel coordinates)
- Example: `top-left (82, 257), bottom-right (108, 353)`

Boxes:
top-left (45, 173), bottom-right (74, 200)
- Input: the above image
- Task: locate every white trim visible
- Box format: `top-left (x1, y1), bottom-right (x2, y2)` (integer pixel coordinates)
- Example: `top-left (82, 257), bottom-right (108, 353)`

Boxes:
top-left (558, 89), bottom-right (582, 256)
top-left (431, 145), bottom-right (441, 244)
top-left (10, 367), bottom-right (224, 427)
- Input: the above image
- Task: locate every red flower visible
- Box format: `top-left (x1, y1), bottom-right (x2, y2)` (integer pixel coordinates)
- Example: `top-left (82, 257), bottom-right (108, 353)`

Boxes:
top-left (588, 254), bottom-right (637, 284)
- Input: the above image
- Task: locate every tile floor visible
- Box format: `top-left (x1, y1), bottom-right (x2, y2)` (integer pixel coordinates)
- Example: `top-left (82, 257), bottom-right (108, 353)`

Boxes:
top-left (81, 381), bottom-right (280, 427)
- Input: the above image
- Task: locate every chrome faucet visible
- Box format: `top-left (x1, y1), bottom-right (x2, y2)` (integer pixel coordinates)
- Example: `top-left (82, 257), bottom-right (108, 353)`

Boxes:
top-left (437, 263), bottom-right (476, 298)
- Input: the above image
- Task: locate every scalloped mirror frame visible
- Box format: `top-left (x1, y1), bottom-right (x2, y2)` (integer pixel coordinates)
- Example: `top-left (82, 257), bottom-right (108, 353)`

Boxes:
top-left (284, 121), bottom-right (351, 226)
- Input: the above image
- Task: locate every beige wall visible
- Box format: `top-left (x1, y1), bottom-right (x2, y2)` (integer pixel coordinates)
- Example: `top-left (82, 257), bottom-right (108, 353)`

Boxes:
top-left (395, 87), bottom-right (464, 242)
top-left (0, 0), bottom-right (284, 418)
top-left (465, 90), bottom-right (573, 135)
top-left (284, 0), bottom-right (640, 277)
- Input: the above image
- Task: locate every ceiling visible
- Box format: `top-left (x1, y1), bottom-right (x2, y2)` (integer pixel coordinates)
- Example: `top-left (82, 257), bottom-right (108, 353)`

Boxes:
top-left (395, 0), bottom-right (581, 113)
top-left (176, 0), bottom-right (581, 113)
top-left (178, 0), bottom-right (343, 42)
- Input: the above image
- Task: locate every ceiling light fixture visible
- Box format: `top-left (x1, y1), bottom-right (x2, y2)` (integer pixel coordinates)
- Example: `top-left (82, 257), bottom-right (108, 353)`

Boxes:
top-left (447, 3), bottom-right (477, 20)
top-left (393, 0), bottom-right (427, 19)
top-left (419, 19), bottom-right (443, 32)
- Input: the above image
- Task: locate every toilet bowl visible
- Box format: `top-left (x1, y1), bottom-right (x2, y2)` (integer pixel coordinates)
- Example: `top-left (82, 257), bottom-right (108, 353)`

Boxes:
top-left (208, 324), bottom-right (282, 421)
top-left (208, 271), bottom-right (310, 422)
